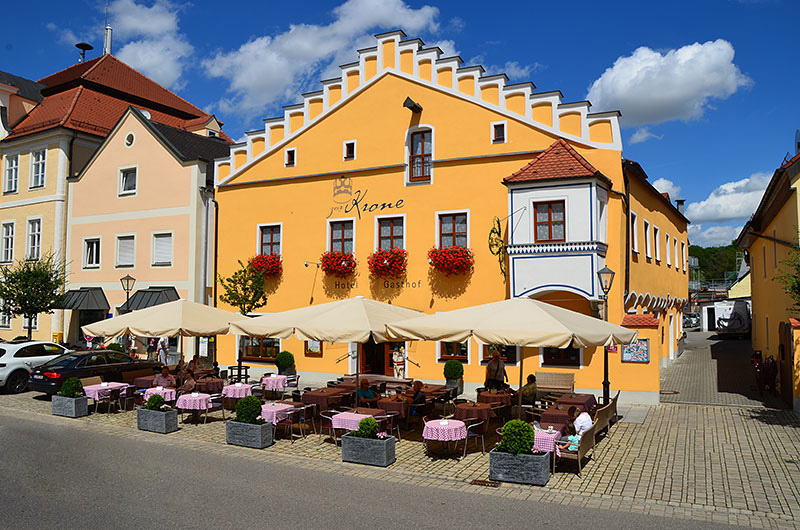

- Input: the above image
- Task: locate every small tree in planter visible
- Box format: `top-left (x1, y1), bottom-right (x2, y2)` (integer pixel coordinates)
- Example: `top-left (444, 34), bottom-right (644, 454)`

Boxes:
top-left (443, 359), bottom-right (464, 396)
top-left (275, 350), bottom-right (295, 375)
top-left (226, 395), bottom-right (273, 449)
top-left (137, 394), bottom-right (179, 434)
top-left (52, 377), bottom-right (89, 418)
top-left (489, 419), bottom-right (549, 486)
top-left (341, 416), bottom-right (396, 467)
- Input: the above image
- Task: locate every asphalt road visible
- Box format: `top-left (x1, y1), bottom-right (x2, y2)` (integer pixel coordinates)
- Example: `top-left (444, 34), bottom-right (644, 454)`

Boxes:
top-left (0, 411), bottom-right (742, 530)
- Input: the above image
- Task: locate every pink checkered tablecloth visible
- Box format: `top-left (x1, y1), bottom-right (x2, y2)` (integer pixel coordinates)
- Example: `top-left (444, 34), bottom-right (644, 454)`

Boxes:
top-left (533, 429), bottom-right (562, 457)
top-left (144, 387), bottom-right (176, 401)
top-left (83, 382), bottom-right (129, 400)
top-left (222, 384), bottom-right (252, 398)
top-left (261, 375), bottom-right (287, 389)
top-left (422, 419), bottom-right (467, 442)
top-left (332, 412), bottom-right (370, 431)
top-left (176, 393), bottom-right (211, 410)
top-left (261, 403), bottom-right (295, 424)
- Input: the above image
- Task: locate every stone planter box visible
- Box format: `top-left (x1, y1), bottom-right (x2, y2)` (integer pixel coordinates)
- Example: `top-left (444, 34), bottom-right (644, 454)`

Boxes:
top-left (52, 395), bottom-right (89, 418)
top-left (489, 448), bottom-right (550, 486)
top-left (445, 378), bottom-right (463, 396)
top-left (137, 408), bottom-right (179, 434)
top-left (226, 420), bottom-right (273, 449)
top-left (341, 433), bottom-right (396, 467)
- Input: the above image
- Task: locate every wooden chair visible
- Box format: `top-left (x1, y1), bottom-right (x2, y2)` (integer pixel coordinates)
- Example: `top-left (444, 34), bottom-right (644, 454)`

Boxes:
top-left (609, 390), bottom-right (620, 425)
top-left (80, 376), bottom-right (103, 387)
top-left (593, 403), bottom-right (613, 440)
top-left (558, 423), bottom-right (596, 476)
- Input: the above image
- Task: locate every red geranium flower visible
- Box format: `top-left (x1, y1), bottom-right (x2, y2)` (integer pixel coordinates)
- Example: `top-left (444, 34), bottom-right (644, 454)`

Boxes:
top-left (320, 251), bottom-right (357, 277)
top-left (248, 253), bottom-right (283, 278)
top-left (427, 246), bottom-right (474, 275)
top-left (367, 247), bottom-right (407, 279)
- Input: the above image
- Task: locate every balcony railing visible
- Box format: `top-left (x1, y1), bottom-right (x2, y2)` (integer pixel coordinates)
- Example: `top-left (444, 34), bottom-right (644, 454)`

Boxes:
top-left (506, 240), bottom-right (608, 256)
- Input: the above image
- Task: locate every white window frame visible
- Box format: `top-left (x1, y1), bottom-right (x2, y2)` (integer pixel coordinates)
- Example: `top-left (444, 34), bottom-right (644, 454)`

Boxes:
top-left (115, 234), bottom-right (136, 268)
top-left (653, 225), bottom-right (661, 262)
top-left (4, 154), bottom-right (19, 193)
top-left (665, 233), bottom-right (671, 266)
top-left (490, 120), bottom-right (507, 144)
top-left (256, 222), bottom-right (283, 256)
top-left (0, 298), bottom-right (10, 329)
top-left (151, 231), bottom-right (174, 267)
top-left (630, 211), bottom-right (639, 253)
top-left (118, 165), bottom-right (138, 197)
top-left (644, 220), bottom-right (652, 258)
top-left (538, 346), bottom-right (584, 369)
top-left (674, 237), bottom-right (679, 270)
top-left (326, 217), bottom-right (356, 254)
top-left (1, 221), bottom-right (14, 263)
top-left (682, 242), bottom-right (687, 272)
top-left (436, 339), bottom-right (472, 364)
top-left (404, 124), bottom-right (435, 186)
top-left (26, 217), bottom-right (41, 261)
top-left (23, 314), bottom-right (38, 331)
top-left (374, 213), bottom-right (407, 251)
top-left (342, 140), bottom-right (357, 161)
top-left (29, 149), bottom-right (46, 189)
top-left (284, 148), bottom-right (297, 167)
top-left (434, 209), bottom-right (470, 249)
top-left (82, 236), bottom-right (101, 269)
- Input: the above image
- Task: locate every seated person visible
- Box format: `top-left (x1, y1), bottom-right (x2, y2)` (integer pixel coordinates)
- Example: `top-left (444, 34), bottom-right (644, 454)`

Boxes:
top-left (556, 423), bottom-right (580, 452)
top-left (405, 381), bottom-right (427, 405)
top-left (568, 405), bottom-right (593, 435)
top-left (520, 374), bottom-right (537, 405)
top-left (178, 370), bottom-right (196, 393)
top-left (152, 367), bottom-right (176, 388)
top-left (357, 379), bottom-right (380, 407)
top-left (188, 354), bottom-right (202, 373)
top-left (211, 361), bottom-right (220, 378)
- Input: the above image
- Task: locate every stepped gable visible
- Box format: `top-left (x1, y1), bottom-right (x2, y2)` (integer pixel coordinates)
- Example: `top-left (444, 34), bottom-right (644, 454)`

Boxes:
top-left (503, 139), bottom-right (606, 184)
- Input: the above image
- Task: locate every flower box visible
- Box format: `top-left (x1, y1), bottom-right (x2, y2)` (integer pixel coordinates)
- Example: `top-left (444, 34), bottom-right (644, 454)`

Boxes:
top-left (489, 448), bottom-right (550, 486)
top-left (341, 433), bottom-right (396, 467)
top-left (137, 408), bottom-right (179, 434)
top-left (51, 395), bottom-right (89, 418)
top-left (368, 248), bottom-right (407, 279)
top-left (320, 251), bottom-right (357, 277)
top-left (427, 246), bottom-right (474, 275)
top-left (226, 420), bottom-right (274, 449)
top-left (248, 253), bottom-right (282, 278)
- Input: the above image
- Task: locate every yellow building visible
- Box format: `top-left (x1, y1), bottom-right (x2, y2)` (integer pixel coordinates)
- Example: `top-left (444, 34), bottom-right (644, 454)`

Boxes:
top-left (213, 31), bottom-right (689, 404)
top-left (737, 151), bottom-right (800, 411)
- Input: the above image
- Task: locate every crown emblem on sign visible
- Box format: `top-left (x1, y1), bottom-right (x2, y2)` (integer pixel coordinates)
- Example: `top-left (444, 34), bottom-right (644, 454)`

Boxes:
top-left (333, 176), bottom-right (353, 197)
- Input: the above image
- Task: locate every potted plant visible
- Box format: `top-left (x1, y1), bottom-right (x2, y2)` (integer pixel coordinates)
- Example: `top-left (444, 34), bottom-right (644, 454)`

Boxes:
top-left (489, 419), bottom-right (549, 486)
top-left (427, 246), bottom-right (474, 275)
top-left (320, 251), bottom-right (357, 277)
top-left (341, 416), bottom-right (396, 467)
top-left (443, 359), bottom-right (464, 396)
top-left (226, 395), bottom-right (273, 449)
top-left (248, 253), bottom-right (283, 278)
top-left (51, 377), bottom-right (89, 418)
top-left (275, 350), bottom-right (295, 375)
top-left (367, 248), bottom-right (407, 279)
top-left (137, 394), bottom-right (179, 434)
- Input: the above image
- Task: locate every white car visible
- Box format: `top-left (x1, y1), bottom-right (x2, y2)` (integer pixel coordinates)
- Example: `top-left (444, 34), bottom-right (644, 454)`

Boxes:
top-left (0, 341), bottom-right (69, 393)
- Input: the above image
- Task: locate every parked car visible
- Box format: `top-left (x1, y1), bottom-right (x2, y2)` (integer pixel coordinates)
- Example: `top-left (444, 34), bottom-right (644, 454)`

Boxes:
top-left (683, 312), bottom-right (700, 329)
top-left (0, 341), bottom-right (70, 394)
top-left (28, 351), bottom-right (163, 395)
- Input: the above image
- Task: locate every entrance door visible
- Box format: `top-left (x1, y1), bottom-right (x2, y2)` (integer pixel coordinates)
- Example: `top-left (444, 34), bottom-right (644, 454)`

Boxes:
top-left (669, 314), bottom-right (675, 359)
top-left (359, 338), bottom-right (388, 375)
top-left (779, 322), bottom-right (794, 405)
top-left (707, 307), bottom-right (717, 331)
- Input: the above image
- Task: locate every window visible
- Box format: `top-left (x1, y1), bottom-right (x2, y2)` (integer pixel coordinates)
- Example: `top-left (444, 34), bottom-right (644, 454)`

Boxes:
top-left (439, 213), bottom-right (468, 248)
top-left (106, 352), bottom-right (133, 364)
top-left (259, 225), bottom-right (281, 255)
top-left (1, 222), bottom-right (14, 263)
top-left (304, 340), bottom-right (323, 357)
top-left (15, 344), bottom-right (62, 358)
top-left (409, 130), bottom-right (432, 182)
top-left (682, 242), bottom-right (687, 272)
top-left (26, 219), bottom-right (41, 261)
top-left (644, 220), bottom-right (652, 258)
top-left (674, 238), bottom-right (679, 270)
top-left (22, 314), bottom-right (38, 331)
top-left (343, 141), bottom-right (356, 161)
top-left (653, 226), bottom-right (661, 262)
top-left (491, 121), bottom-right (506, 143)
top-left (330, 220), bottom-right (354, 253)
top-left (119, 168), bottom-right (137, 195)
top-left (240, 336), bottom-right (280, 362)
top-left (30, 150), bottom-right (45, 188)
top-left (285, 148), bottom-right (296, 167)
top-left (482, 344), bottom-right (518, 364)
top-left (665, 233), bottom-right (671, 266)
top-left (207, 130), bottom-right (217, 138)
top-left (4, 155), bottom-right (18, 193)
top-left (0, 301), bottom-right (10, 329)
top-left (542, 345), bottom-right (580, 366)
top-left (439, 341), bottom-right (468, 361)
top-left (152, 233), bottom-right (173, 266)
top-left (534, 201), bottom-right (565, 243)
top-left (84, 238), bottom-right (100, 269)
top-left (116, 235), bottom-right (135, 267)
top-left (630, 211), bottom-right (639, 253)
top-left (378, 217), bottom-right (404, 250)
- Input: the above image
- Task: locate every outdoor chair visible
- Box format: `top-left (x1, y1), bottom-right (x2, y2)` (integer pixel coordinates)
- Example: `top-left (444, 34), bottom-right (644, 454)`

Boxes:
top-left (475, 387), bottom-right (487, 395)
top-left (303, 386), bottom-right (314, 392)
top-left (319, 409), bottom-right (341, 445)
top-left (410, 401), bottom-right (434, 427)
top-left (339, 391), bottom-right (355, 408)
top-left (434, 393), bottom-right (454, 416)
top-left (276, 409), bottom-right (302, 443)
top-left (558, 423), bottom-right (597, 476)
top-left (122, 386), bottom-right (143, 410)
top-left (489, 402), bottom-right (506, 424)
top-left (80, 376), bottom-right (103, 388)
top-left (453, 398), bottom-right (470, 406)
top-left (218, 369), bottom-right (228, 381)
top-left (524, 407), bottom-right (547, 424)
top-left (96, 387), bottom-right (123, 413)
top-left (205, 394), bottom-right (226, 423)
top-left (383, 411), bottom-right (401, 441)
top-left (299, 404), bottom-right (317, 436)
top-left (462, 418), bottom-right (486, 458)
top-left (593, 403), bottom-right (613, 440)
top-left (422, 413), bottom-right (441, 424)
top-left (378, 382), bottom-right (387, 396)
top-left (609, 390), bottom-right (620, 425)
top-left (291, 390), bottom-right (302, 402)
top-left (285, 375), bottom-right (300, 388)
top-left (326, 380), bottom-right (338, 388)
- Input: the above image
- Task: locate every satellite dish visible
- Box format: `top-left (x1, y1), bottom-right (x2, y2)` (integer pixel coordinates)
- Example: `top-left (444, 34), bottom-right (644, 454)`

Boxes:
top-left (140, 109), bottom-right (151, 120)
top-left (75, 42), bottom-right (94, 63)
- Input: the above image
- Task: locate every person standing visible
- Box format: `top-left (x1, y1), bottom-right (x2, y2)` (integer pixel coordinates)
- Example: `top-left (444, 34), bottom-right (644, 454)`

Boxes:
top-left (157, 336), bottom-right (169, 366)
top-left (392, 347), bottom-right (406, 379)
top-left (485, 350), bottom-right (507, 390)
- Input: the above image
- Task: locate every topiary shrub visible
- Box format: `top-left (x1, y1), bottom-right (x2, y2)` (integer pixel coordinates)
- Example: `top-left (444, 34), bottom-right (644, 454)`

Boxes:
top-left (275, 350), bottom-right (295, 371)
top-left (349, 416), bottom-right (380, 439)
top-left (145, 394), bottom-right (168, 411)
top-left (234, 395), bottom-right (265, 424)
top-left (497, 419), bottom-right (536, 455)
top-left (58, 377), bottom-right (83, 398)
top-left (443, 359), bottom-right (464, 380)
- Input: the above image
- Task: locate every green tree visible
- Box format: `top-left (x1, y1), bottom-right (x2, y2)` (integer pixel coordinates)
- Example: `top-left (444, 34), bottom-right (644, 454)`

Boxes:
top-left (218, 260), bottom-right (268, 316)
top-left (0, 253), bottom-right (66, 340)
top-left (777, 248), bottom-right (800, 312)
top-left (689, 243), bottom-right (739, 281)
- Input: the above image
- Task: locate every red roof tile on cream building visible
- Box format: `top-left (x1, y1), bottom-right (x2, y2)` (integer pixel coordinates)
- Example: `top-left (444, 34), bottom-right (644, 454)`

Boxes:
top-left (503, 139), bottom-right (605, 184)
top-left (621, 314), bottom-right (660, 327)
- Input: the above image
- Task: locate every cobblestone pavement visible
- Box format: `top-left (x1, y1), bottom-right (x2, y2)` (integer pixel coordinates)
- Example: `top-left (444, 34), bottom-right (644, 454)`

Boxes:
top-left (5, 389), bottom-right (800, 528)
top-left (660, 332), bottom-right (786, 409)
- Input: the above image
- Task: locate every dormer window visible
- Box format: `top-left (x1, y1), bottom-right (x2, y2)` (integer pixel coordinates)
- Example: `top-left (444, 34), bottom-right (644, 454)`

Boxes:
top-left (208, 130), bottom-right (217, 137)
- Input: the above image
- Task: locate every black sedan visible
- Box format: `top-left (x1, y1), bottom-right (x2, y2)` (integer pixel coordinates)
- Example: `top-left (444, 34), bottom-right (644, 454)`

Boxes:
top-left (28, 351), bottom-right (163, 394)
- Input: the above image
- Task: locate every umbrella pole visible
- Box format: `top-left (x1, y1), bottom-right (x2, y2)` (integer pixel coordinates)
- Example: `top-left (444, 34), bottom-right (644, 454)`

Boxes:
top-left (355, 344), bottom-right (359, 409)
top-left (517, 349), bottom-right (524, 419)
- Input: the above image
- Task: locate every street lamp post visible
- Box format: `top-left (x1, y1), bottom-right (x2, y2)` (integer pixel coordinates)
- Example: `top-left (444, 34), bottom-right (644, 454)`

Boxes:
top-left (597, 266), bottom-right (615, 405)
top-left (119, 274), bottom-right (136, 352)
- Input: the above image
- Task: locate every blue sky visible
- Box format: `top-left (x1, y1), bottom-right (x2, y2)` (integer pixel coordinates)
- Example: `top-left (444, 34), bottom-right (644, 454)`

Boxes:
top-left (3, 0), bottom-right (798, 246)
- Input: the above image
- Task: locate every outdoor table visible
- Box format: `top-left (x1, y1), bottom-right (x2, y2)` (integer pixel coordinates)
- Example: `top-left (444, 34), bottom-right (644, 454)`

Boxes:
top-left (144, 386), bottom-right (176, 402)
top-left (335, 380), bottom-right (373, 391)
top-left (261, 403), bottom-right (295, 424)
top-left (377, 397), bottom-right (409, 418)
top-left (533, 428), bottom-right (562, 457)
top-left (332, 411), bottom-right (371, 431)
top-left (195, 378), bottom-right (224, 393)
top-left (453, 402), bottom-right (494, 422)
top-left (540, 404), bottom-right (573, 426)
top-left (302, 387), bottom-right (349, 409)
top-left (176, 393), bottom-right (212, 410)
top-left (261, 375), bottom-right (288, 390)
top-left (278, 400), bottom-right (306, 408)
top-left (477, 391), bottom-right (513, 406)
top-left (83, 382), bottom-right (129, 400)
top-left (352, 407), bottom-right (385, 417)
top-left (404, 384), bottom-right (447, 396)
top-left (422, 419), bottom-right (467, 442)
top-left (555, 393), bottom-right (597, 412)
top-left (222, 383), bottom-right (252, 399)
top-left (134, 375), bottom-right (156, 389)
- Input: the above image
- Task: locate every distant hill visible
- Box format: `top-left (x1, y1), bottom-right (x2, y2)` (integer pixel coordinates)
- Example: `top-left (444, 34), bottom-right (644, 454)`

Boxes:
top-left (689, 243), bottom-right (740, 281)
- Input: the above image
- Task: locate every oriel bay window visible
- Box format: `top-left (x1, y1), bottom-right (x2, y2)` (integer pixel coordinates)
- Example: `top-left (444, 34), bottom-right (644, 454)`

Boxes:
top-left (330, 220), bottom-right (354, 254)
top-left (534, 201), bottom-right (565, 242)
top-left (439, 213), bottom-right (467, 248)
top-left (409, 130), bottom-right (432, 182)
top-left (378, 217), bottom-right (403, 250)
top-left (542, 345), bottom-right (580, 366)
top-left (260, 225), bottom-right (281, 255)
top-left (439, 341), bottom-right (468, 361)
top-left (240, 337), bottom-right (280, 362)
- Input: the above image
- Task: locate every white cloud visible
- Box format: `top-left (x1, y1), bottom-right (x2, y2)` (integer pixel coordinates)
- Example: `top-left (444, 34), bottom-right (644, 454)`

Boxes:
top-left (467, 53), bottom-right (541, 82)
top-left (110, 0), bottom-right (179, 40)
top-left (688, 224), bottom-right (743, 247)
top-left (430, 40), bottom-right (459, 57)
top-left (587, 40), bottom-right (752, 126)
top-left (685, 172), bottom-right (770, 223)
top-left (202, 0), bottom-right (440, 116)
top-left (629, 127), bottom-right (663, 144)
top-left (652, 177), bottom-right (681, 199)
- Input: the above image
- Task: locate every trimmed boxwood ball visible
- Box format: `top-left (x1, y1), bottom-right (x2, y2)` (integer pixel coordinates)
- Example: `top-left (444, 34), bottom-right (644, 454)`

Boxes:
top-left (58, 377), bottom-right (83, 398)
top-left (351, 416), bottom-right (379, 438)
top-left (145, 394), bottom-right (166, 411)
top-left (443, 359), bottom-right (464, 380)
top-left (234, 395), bottom-right (263, 424)
top-left (275, 351), bottom-right (295, 371)
top-left (498, 419), bottom-right (536, 455)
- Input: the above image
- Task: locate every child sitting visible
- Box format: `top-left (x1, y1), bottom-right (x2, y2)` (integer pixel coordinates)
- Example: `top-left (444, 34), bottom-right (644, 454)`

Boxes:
top-left (556, 423), bottom-right (580, 452)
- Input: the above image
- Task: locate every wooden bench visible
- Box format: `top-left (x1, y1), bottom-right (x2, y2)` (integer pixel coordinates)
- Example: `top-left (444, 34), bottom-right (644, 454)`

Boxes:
top-left (122, 369), bottom-right (155, 385)
top-left (535, 371), bottom-right (574, 396)
top-left (80, 376), bottom-right (103, 387)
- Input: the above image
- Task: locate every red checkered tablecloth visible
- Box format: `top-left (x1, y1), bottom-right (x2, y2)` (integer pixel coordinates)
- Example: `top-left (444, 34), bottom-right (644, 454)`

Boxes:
top-left (422, 419), bottom-right (467, 442)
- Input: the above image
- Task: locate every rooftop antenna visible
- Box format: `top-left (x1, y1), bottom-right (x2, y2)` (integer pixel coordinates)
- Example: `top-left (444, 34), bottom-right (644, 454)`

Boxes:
top-left (75, 42), bottom-right (94, 63)
top-left (103, 0), bottom-right (113, 55)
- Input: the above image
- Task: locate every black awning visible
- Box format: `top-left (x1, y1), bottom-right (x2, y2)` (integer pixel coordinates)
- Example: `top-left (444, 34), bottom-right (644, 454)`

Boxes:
top-left (57, 287), bottom-right (110, 311)
top-left (119, 286), bottom-right (180, 312)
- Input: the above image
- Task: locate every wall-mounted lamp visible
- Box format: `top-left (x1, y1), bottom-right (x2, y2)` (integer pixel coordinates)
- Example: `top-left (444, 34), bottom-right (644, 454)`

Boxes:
top-left (304, 261), bottom-right (320, 268)
top-left (403, 97), bottom-right (423, 113)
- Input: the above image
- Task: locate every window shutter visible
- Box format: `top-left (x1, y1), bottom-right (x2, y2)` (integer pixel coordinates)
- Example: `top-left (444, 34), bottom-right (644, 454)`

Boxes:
top-left (153, 234), bottom-right (172, 265)
top-left (118, 237), bottom-right (134, 266)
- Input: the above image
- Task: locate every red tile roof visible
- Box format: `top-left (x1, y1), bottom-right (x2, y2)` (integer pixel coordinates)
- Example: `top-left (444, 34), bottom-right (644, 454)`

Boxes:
top-left (503, 139), bottom-right (605, 184)
top-left (621, 314), bottom-right (659, 327)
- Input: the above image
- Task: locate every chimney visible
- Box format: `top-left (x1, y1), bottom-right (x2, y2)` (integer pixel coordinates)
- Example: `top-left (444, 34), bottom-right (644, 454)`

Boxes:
top-left (675, 199), bottom-right (685, 214)
top-left (103, 24), bottom-right (113, 55)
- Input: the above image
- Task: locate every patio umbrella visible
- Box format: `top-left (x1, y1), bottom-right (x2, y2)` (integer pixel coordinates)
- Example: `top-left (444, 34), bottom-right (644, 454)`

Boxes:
top-left (386, 297), bottom-right (637, 416)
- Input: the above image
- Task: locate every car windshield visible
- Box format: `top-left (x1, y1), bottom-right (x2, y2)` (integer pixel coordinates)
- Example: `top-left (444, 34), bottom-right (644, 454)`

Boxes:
top-left (40, 354), bottom-right (83, 368)
top-left (0, 348), bottom-right (5, 359)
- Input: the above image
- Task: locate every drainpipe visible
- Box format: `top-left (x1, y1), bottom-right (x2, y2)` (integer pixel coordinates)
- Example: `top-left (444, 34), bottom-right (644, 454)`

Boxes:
top-left (199, 186), bottom-right (212, 306)
top-left (624, 172), bottom-right (631, 295)
top-left (211, 196), bottom-right (219, 307)
top-left (68, 131), bottom-right (77, 177)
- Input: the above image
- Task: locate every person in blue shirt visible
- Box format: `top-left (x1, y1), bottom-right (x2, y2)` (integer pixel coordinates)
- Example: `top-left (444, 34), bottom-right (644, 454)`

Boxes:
top-left (357, 379), bottom-right (380, 407)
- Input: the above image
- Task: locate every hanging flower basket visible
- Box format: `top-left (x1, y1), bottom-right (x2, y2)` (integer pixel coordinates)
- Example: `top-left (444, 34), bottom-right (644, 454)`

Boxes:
top-left (427, 246), bottom-right (474, 276)
top-left (368, 248), bottom-right (407, 279)
top-left (320, 251), bottom-right (358, 277)
top-left (248, 253), bottom-right (282, 278)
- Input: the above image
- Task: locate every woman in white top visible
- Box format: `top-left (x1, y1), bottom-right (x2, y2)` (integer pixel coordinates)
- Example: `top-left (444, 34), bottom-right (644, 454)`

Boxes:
top-left (568, 405), bottom-right (593, 435)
